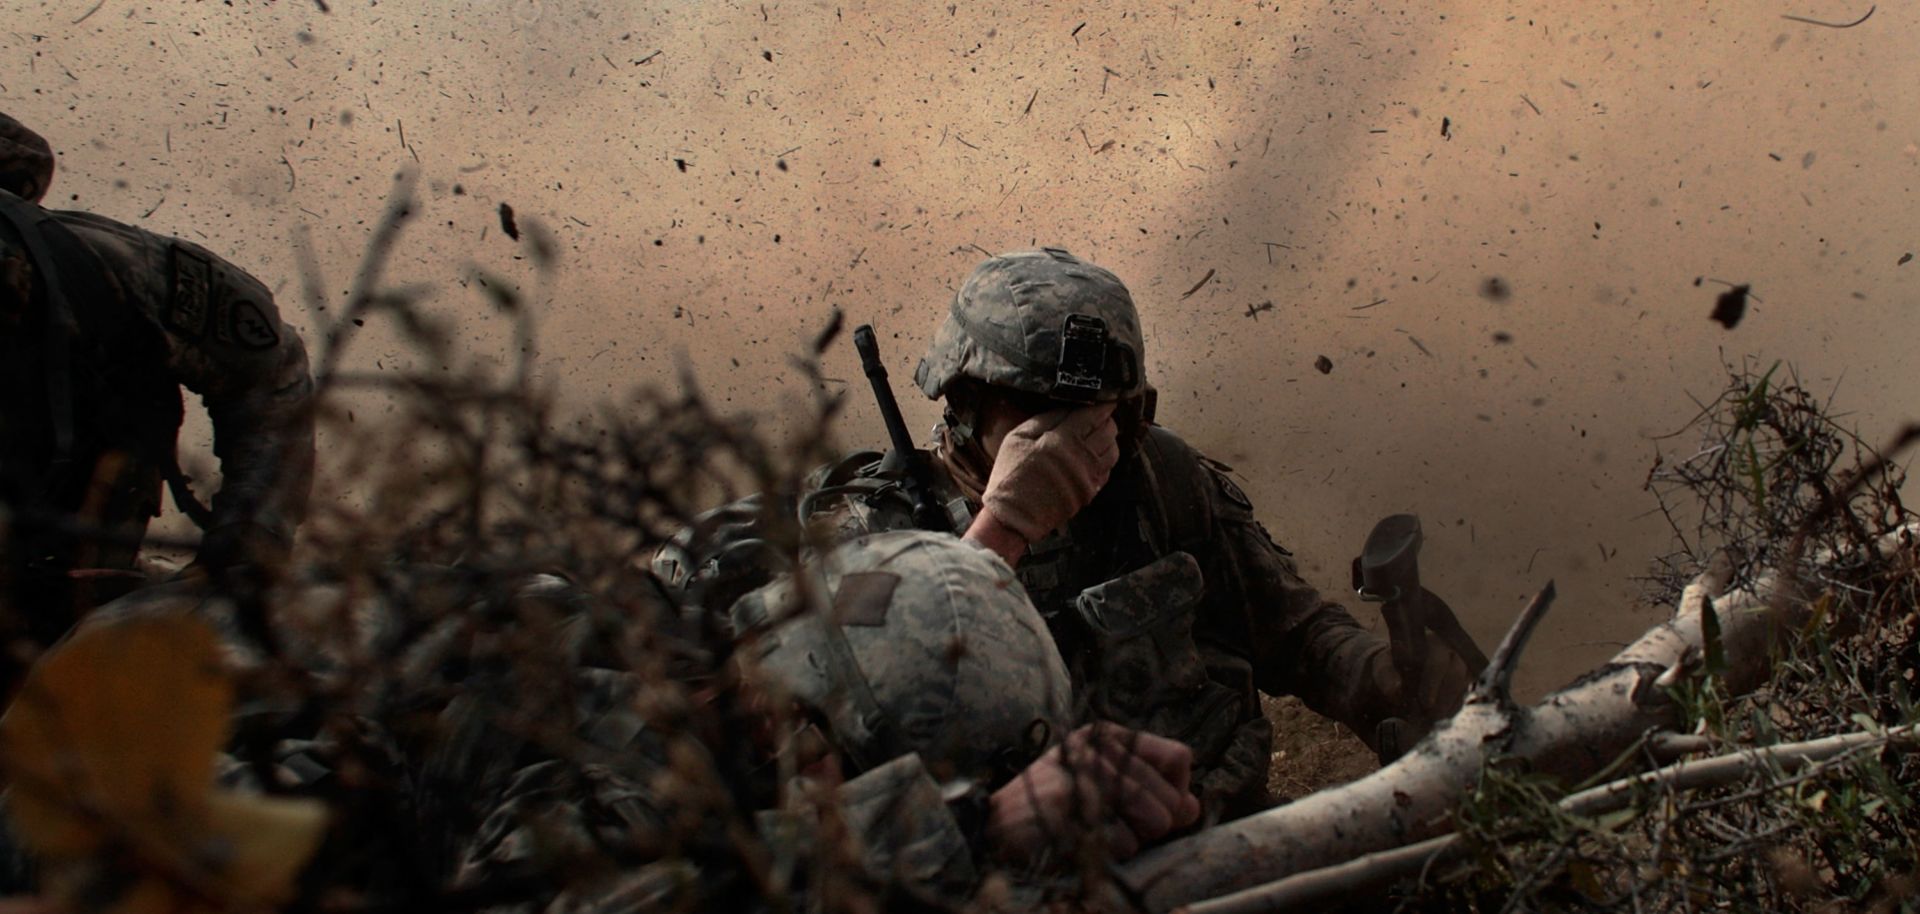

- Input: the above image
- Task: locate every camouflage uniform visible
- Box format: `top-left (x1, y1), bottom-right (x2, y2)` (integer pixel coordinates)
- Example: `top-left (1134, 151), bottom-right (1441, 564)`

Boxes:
top-left (664, 249), bottom-right (1414, 821)
top-left (0, 113), bottom-right (314, 643)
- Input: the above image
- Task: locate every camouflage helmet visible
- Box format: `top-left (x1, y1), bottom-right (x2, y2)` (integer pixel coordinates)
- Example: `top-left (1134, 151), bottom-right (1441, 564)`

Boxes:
top-left (914, 248), bottom-right (1147, 404)
top-left (0, 112), bottom-right (53, 204)
top-left (731, 530), bottom-right (1071, 779)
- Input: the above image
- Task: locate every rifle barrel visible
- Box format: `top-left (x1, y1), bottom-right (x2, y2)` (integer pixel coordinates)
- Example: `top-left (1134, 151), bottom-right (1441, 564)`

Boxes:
top-left (854, 325), bottom-right (919, 460)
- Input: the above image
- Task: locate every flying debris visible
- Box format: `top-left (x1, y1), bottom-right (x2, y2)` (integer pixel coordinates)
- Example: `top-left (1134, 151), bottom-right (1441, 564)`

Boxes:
top-left (498, 202), bottom-right (520, 241)
top-left (1709, 284), bottom-right (1751, 329)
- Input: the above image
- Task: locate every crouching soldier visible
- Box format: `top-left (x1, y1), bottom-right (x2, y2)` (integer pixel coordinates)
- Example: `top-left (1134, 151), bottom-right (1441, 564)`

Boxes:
top-left (0, 112), bottom-right (314, 648)
top-left (661, 248), bottom-right (1480, 823)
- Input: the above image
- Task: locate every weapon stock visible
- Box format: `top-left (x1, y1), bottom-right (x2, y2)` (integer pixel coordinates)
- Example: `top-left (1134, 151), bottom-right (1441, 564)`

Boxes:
top-left (1352, 513), bottom-right (1490, 761)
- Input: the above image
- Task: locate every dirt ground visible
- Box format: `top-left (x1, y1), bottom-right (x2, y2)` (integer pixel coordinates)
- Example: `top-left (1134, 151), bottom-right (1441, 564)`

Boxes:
top-left (1264, 695), bottom-right (1379, 803)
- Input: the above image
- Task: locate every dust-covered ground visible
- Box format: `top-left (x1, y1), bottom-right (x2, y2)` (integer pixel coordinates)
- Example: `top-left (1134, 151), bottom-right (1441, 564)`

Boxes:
top-left (1264, 695), bottom-right (1376, 801)
top-left (1, 0), bottom-right (1916, 698)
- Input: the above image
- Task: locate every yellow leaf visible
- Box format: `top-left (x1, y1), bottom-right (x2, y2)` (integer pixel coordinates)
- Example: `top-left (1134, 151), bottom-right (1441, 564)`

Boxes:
top-left (0, 615), bottom-right (231, 861)
top-left (0, 612), bottom-right (330, 914)
top-left (202, 792), bottom-right (330, 905)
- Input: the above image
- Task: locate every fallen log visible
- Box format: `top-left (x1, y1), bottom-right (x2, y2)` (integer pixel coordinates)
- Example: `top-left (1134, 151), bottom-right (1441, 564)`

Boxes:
top-left (1118, 523), bottom-right (1918, 913)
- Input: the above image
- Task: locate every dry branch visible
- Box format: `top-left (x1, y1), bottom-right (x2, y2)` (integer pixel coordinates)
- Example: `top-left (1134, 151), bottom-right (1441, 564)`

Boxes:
top-left (1120, 522), bottom-right (1919, 913)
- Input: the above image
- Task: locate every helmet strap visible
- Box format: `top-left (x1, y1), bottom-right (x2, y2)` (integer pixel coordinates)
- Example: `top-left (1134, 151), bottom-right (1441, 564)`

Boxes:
top-left (942, 404), bottom-right (975, 448)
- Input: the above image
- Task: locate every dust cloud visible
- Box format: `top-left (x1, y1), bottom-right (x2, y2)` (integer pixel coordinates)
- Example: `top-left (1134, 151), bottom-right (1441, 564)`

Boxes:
top-left (3, 0), bottom-right (1914, 696)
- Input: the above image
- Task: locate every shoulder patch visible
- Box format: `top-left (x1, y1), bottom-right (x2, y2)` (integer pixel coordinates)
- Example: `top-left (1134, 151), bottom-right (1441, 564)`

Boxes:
top-left (1216, 474), bottom-right (1251, 510)
top-left (228, 299), bottom-right (279, 350)
top-left (1202, 458), bottom-right (1253, 511)
top-left (166, 244), bottom-right (213, 339)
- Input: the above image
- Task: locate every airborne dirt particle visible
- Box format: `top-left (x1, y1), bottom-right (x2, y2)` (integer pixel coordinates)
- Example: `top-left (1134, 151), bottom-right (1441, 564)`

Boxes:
top-left (498, 202), bottom-right (520, 241)
top-left (1314, 355), bottom-right (1333, 375)
top-left (1709, 284), bottom-right (1751, 329)
top-left (1480, 276), bottom-right (1512, 301)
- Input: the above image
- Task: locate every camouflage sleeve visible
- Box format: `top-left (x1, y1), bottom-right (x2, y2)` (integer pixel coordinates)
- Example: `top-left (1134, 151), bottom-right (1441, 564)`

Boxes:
top-left (163, 241), bottom-right (314, 557)
top-left (830, 754), bottom-right (980, 901)
top-left (1195, 462), bottom-right (1402, 747)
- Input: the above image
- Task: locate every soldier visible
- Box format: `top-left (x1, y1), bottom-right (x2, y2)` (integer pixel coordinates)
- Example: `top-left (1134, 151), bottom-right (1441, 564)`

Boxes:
top-left (458, 531), bottom-right (1200, 911)
top-left (663, 248), bottom-right (1476, 821)
top-left (0, 112), bottom-right (314, 646)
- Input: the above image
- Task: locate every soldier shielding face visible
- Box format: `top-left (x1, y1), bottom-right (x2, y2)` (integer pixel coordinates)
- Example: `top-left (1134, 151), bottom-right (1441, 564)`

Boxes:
top-left (662, 249), bottom-right (1476, 821)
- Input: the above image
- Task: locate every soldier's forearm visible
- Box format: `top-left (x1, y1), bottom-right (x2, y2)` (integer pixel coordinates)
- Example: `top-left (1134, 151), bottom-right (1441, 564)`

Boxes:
top-left (1282, 615), bottom-right (1400, 744)
top-left (962, 506), bottom-right (1030, 568)
top-left (205, 388), bottom-right (315, 541)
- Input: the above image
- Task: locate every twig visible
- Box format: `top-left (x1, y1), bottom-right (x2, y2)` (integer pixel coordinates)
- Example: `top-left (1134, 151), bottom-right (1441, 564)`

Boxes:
top-left (315, 174), bottom-right (418, 386)
top-left (1180, 268), bottom-right (1216, 299)
top-left (1472, 581), bottom-right (1556, 703)
top-left (1780, 5), bottom-right (1873, 27)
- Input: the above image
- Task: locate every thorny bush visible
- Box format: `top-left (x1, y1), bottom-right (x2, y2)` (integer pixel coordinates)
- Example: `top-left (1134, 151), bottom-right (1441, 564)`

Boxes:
top-left (1408, 361), bottom-right (1920, 913)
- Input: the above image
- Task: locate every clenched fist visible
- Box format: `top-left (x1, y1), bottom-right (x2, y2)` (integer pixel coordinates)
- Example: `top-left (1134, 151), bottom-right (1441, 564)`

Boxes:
top-left (985, 723), bottom-right (1201, 863)
top-left (976, 402), bottom-right (1120, 546)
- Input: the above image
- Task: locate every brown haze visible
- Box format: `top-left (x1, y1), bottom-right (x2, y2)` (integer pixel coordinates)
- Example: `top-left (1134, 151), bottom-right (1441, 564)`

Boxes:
top-left (3, 0), bottom-right (1915, 697)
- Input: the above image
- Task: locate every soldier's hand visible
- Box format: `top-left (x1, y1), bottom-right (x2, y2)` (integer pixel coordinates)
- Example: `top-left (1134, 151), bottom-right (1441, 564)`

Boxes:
top-left (1417, 643), bottom-right (1474, 719)
top-left (977, 402), bottom-right (1119, 547)
top-left (1372, 641), bottom-right (1476, 761)
top-left (984, 722), bottom-right (1200, 863)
